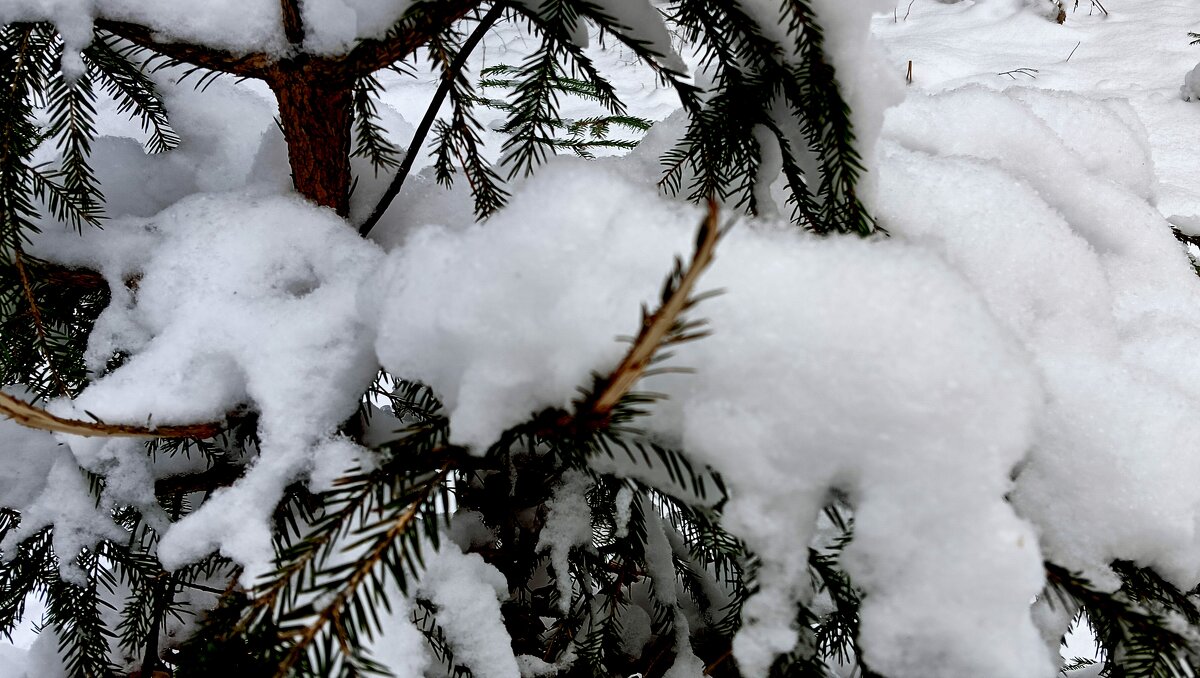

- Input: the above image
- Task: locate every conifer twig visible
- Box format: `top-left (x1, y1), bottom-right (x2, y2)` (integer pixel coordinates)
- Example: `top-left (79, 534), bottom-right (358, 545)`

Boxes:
top-left (12, 248), bottom-right (70, 397)
top-left (274, 463), bottom-right (453, 677)
top-left (0, 391), bottom-right (223, 438)
top-left (358, 3), bottom-right (504, 236)
top-left (582, 199), bottom-right (722, 420)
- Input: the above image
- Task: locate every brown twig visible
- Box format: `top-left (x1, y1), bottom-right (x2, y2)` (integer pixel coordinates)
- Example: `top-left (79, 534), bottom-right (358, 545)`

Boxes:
top-left (13, 247), bottom-right (71, 397)
top-left (0, 391), bottom-right (223, 438)
top-left (704, 648), bottom-right (733, 675)
top-left (584, 200), bottom-right (722, 420)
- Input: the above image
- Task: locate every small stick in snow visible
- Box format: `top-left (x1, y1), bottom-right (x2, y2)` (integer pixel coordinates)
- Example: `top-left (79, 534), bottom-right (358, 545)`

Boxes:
top-left (998, 67), bottom-right (1039, 80)
top-left (1066, 41), bottom-right (1081, 62)
top-left (906, 60), bottom-right (913, 85)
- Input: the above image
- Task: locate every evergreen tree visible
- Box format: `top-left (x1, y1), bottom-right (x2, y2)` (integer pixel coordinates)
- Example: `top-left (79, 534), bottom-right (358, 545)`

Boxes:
top-left (0, 2), bottom-right (1198, 678)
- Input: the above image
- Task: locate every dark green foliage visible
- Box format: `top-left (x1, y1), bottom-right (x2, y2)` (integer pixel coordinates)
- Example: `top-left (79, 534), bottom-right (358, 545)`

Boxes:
top-left (352, 73), bottom-right (404, 175)
top-left (476, 64), bottom-right (654, 158)
top-left (1048, 561), bottom-right (1200, 678)
top-left (427, 13), bottom-right (511, 220)
top-left (9, 3), bottom-right (1173, 678)
top-left (661, 0), bottom-right (874, 234)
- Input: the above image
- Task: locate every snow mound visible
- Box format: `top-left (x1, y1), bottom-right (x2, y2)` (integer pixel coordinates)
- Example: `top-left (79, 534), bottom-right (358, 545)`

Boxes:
top-left (369, 158), bottom-right (1051, 677)
top-left (878, 86), bottom-right (1200, 594)
top-left (33, 191), bottom-right (382, 579)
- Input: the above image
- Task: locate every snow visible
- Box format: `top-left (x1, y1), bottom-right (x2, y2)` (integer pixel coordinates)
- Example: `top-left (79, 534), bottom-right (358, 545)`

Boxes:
top-left (30, 189), bottom-right (383, 580)
top-left (537, 470), bottom-right (594, 612)
top-left (6, 0), bottom-right (1200, 676)
top-left (416, 546), bottom-right (521, 678)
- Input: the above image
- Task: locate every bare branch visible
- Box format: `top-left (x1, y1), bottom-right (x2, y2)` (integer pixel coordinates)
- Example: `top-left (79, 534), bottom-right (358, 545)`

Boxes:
top-left (340, 0), bottom-right (483, 77)
top-left (0, 391), bottom-right (223, 438)
top-left (586, 200), bottom-right (722, 417)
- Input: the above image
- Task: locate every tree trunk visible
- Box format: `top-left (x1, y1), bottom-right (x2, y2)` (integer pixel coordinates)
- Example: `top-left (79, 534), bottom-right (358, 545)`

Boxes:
top-left (269, 67), bottom-right (354, 217)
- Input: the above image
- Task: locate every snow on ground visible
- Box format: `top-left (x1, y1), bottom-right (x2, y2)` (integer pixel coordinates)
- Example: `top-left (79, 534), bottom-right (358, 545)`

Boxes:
top-left (874, 0), bottom-right (1200, 223)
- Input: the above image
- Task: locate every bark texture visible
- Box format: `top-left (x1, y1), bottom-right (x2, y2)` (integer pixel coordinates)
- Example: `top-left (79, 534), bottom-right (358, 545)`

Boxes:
top-left (269, 68), bottom-right (354, 216)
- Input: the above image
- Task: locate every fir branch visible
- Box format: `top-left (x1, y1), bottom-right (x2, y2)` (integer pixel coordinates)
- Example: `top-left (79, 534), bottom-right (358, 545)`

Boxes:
top-left (357, 3), bottom-right (504, 236)
top-left (43, 52), bottom-right (103, 231)
top-left (0, 390), bottom-right (224, 438)
top-left (425, 18), bottom-right (510, 220)
top-left (1045, 561), bottom-right (1199, 678)
top-left (83, 33), bottom-right (180, 154)
top-left (499, 1), bottom-right (627, 179)
top-left (350, 73), bottom-right (402, 175)
top-left (574, 200), bottom-right (722, 428)
top-left (273, 463), bottom-right (452, 677)
top-left (12, 247), bottom-right (70, 396)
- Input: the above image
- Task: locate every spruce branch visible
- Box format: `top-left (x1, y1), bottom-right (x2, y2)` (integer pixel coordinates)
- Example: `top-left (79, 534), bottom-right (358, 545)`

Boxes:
top-left (0, 390), bottom-right (224, 438)
top-left (358, 2), bottom-right (504, 236)
top-left (12, 247), bottom-right (70, 397)
top-left (568, 199), bottom-right (722, 430)
top-left (273, 463), bottom-right (453, 677)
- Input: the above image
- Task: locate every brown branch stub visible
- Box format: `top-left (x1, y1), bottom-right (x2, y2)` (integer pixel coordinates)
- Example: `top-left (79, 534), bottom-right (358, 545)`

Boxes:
top-left (37, 262), bottom-right (108, 292)
top-left (0, 391), bottom-right (223, 439)
top-left (586, 200), bottom-right (722, 420)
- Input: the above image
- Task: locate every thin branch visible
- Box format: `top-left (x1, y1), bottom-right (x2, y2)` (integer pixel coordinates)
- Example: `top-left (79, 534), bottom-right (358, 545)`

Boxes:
top-left (13, 247), bottom-right (70, 397)
top-left (274, 464), bottom-right (453, 677)
top-left (358, 2), bottom-right (504, 236)
top-left (586, 200), bottom-right (722, 418)
top-left (0, 391), bottom-right (223, 438)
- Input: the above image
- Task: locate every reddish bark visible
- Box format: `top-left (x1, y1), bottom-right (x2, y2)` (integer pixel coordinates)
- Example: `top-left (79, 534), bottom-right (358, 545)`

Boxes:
top-left (269, 67), bottom-right (355, 216)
